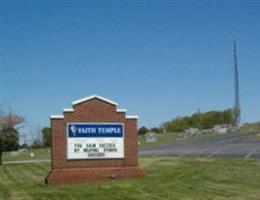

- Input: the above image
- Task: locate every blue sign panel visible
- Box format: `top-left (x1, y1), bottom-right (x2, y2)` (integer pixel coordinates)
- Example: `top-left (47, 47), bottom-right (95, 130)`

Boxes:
top-left (68, 123), bottom-right (123, 138)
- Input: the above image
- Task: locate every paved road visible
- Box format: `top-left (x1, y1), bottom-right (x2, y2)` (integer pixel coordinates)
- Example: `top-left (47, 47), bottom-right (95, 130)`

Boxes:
top-left (139, 131), bottom-right (260, 159)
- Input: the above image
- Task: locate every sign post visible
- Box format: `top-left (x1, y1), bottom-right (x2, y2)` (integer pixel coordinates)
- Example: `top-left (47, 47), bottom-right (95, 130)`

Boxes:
top-left (45, 95), bottom-right (144, 185)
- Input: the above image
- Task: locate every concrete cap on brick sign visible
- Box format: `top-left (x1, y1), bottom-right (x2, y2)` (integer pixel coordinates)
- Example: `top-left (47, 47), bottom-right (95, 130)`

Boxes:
top-left (50, 115), bottom-right (64, 119)
top-left (63, 108), bottom-right (74, 112)
top-left (126, 115), bottom-right (139, 119)
top-left (116, 108), bottom-right (127, 113)
top-left (72, 94), bottom-right (118, 106)
top-left (50, 95), bottom-right (138, 119)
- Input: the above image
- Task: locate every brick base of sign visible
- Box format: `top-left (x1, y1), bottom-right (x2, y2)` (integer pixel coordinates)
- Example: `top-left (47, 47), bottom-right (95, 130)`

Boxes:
top-left (46, 95), bottom-right (144, 186)
top-left (45, 167), bottom-right (144, 185)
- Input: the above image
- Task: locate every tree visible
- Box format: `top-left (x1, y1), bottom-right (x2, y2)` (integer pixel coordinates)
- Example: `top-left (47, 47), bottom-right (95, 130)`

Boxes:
top-left (0, 111), bottom-right (24, 165)
top-left (190, 113), bottom-right (202, 129)
top-left (20, 143), bottom-right (29, 149)
top-left (31, 139), bottom-right (44, 149)
top-left (150, 127), bottom-right (162, 134)
top-left (31, 126), bottom-right (44, 149)
top-left (223, 109), bottom-right (234, 125)
top-left (2, 127), bottom-right (19, 151)
top-left (138, 126), bottom-right (149, 135)
top-left (42, 127), bottom-right (51, 147)
top-left (162, 108), bottom-right (235, 132)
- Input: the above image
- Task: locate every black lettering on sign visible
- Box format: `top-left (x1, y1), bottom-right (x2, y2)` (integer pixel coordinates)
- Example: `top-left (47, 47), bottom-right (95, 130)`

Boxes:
top-left (86, 144), bottom-right (96, 148)
top-left (88, 153), bottom-right (105, 157)
top-left (99, 143), bottom-right (116, 148)
top-left (83, 148), bottom-right (99, 153)
top-left (74, 148), bottom-right (80, 152)
top-left (104, 148), bottom-right (117, 152)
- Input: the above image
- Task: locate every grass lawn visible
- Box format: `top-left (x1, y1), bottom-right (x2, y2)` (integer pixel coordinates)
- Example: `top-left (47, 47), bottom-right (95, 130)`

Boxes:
top-left (138, 132), bottom-right (178, 148)
top-left (0, 157), bottom-right (260, 200)
top-left (2, 148), bottom-right (50, 162)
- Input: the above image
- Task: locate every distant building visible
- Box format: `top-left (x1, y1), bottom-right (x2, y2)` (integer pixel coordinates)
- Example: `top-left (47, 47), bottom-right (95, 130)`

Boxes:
top-left (212, 124), bottom-right (237, 134)
top-left (145, 132), bottom-right (159, 142)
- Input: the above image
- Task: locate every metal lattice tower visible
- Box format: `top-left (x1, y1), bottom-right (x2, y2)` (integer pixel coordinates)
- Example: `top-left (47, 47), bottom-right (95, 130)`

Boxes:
top-left (233, 41), bottom-right (241, 126)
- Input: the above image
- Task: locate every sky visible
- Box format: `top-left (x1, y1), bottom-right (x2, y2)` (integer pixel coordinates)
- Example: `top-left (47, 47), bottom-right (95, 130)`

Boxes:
top-left (1, 1), bottom-right (260, 141)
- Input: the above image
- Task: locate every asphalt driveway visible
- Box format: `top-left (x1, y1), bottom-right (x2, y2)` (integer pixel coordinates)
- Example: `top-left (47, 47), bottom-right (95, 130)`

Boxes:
top-left (139, 131), bottom-right (260, 159)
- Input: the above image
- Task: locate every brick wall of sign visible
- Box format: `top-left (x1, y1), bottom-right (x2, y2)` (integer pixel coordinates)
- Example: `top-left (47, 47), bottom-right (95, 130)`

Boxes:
top-left (45, 96), bottom-right (144, 185)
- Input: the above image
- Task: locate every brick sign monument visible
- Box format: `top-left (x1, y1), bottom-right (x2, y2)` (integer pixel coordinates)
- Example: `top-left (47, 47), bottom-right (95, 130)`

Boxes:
top-left (45, 95), bottom-right (144, 185)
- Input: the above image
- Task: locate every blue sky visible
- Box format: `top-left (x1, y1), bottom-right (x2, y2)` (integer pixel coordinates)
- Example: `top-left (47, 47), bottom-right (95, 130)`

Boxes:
top-left (1, 1), bottom-right (260, 139)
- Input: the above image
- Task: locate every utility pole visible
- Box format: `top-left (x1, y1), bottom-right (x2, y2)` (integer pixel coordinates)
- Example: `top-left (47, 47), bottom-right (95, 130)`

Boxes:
top-left (233, 41), bottom-right (241, 126)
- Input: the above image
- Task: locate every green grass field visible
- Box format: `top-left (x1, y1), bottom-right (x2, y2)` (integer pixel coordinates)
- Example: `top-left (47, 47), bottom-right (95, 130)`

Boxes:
top-left (2, 148), bottom-right (50, 162)
top-left (1, 157), bottom-right (260, 200)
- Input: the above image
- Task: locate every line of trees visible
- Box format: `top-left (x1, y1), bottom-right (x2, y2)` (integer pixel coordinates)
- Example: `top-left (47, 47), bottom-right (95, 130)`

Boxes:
top-left (0, 108), bottom-right (53, 164)
top-left (30, 127), bottom-right (51, 149)
top-left (162, 108), bottom-right (235, 132)
top-left (138, 108), bottom-right (235, 134)
top-left (138, 126), bottom-right (163, 135)
top-left (0, 111), bottom-right (24, 165)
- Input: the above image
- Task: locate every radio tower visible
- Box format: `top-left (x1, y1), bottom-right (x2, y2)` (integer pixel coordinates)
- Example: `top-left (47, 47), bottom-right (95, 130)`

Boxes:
top-left (233, 41), bottom-right (241, 126)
